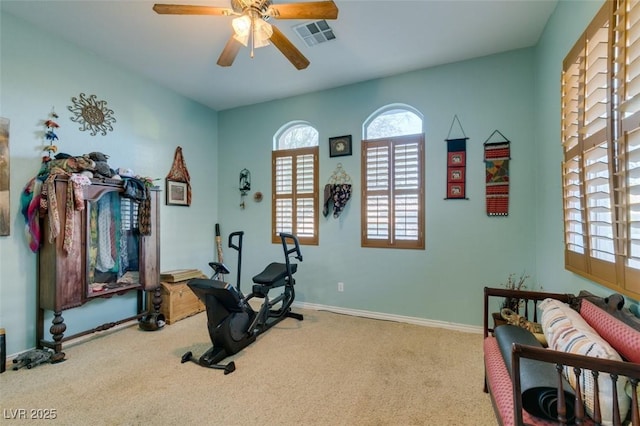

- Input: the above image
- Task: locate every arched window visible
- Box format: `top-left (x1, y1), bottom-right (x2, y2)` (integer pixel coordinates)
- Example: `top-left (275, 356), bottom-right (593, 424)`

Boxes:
top-left (272, 122), bottom-right (319, 245)
top-left (364, 104), bottom-right (423, 139)
top-left (361, 104), bottom-right (425, 249)
top-left (274, 121), bottom-right (319, 150)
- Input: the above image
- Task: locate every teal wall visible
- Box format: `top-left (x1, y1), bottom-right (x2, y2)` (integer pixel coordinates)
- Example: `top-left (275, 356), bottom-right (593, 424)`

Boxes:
top-left (2, 0), bottom-right (636, 356)
top-left (0, 13), bottom-right (219, 355)
top-left (218, 49), bottom-right (539, 323)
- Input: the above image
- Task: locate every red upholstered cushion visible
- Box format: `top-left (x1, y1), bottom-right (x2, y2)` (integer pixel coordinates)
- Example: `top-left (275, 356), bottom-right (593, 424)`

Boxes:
top-left (483, 337), bottom-right (561, 426)
top-left (579, 299), bottom-right (640, 363)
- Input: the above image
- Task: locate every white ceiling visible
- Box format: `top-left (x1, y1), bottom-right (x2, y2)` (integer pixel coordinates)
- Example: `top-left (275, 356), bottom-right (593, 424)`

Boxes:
top-left (1, 0), bottom-right (558, 111)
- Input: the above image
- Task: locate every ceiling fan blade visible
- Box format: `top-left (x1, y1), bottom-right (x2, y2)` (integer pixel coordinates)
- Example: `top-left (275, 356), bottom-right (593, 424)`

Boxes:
top-left (269, 26), bottom-right (310, 70)
top-left (152, 4), bottom-right (232, 16)
top-left (268, 1), bottom-right (339, 20)
top-left (217, 36), bottom-right (243, 67)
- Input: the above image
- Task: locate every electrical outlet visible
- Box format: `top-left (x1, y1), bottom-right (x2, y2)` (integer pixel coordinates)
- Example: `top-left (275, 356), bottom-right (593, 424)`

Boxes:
top-left (338, 282), bottom-right (344, 292)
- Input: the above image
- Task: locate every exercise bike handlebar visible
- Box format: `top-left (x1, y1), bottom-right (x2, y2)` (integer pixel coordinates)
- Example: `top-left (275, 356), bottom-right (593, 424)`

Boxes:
top-left (279, 232), bottom-right (303, 262)
top-left (228, 231), bottom-right (244, 291)
top-left (228, 231), bottom-right (244, 253)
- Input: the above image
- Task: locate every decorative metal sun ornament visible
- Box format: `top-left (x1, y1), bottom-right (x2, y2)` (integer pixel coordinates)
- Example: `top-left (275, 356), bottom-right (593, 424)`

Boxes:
top-left (68, 93), bottom-right (116, 136)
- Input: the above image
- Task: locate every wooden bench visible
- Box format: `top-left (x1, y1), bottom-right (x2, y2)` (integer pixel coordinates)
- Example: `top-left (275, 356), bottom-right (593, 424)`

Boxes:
top-left (483, 287), bottom-right (640, 425)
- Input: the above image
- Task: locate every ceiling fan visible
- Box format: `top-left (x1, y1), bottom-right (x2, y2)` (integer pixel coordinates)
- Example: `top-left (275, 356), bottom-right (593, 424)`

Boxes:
top-left (152, 0), bottom-right (339, 70)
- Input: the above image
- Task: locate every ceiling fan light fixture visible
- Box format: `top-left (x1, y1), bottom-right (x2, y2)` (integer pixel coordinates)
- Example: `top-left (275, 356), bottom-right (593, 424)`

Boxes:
top-left (153, 0), bottom-right (339, 69)
top-left (232, 14), bottom-right (272, 48)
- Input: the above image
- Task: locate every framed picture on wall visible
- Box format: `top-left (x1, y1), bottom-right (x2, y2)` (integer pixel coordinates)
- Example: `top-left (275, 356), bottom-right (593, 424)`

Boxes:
top-left (329, 135), bottom-right (352, 157)
top-left (166, 180), bottom-right (189, 206)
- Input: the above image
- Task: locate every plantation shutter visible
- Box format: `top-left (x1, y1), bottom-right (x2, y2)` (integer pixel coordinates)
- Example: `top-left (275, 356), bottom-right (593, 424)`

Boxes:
top-left (272, 146), bottom-right (318, 245)
top-left (364, 142), bottom-right (390, 241)
top-left (561, 3), bottom-right (616, 285)
top-left (617, 0), bottom-right (640, 293)
top-left (394, 141), bottom-right (421, 241)
top-left (361, 134), bottom-right (424, 249)
top-left (561, 0), bottom-right (640, 299)
top-left (562, 45), bottom-right (586, 271)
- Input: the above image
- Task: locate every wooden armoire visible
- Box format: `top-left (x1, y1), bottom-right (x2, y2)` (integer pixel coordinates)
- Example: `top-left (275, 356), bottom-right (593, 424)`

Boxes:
top-left (37, 176), bottom-right (161, 361)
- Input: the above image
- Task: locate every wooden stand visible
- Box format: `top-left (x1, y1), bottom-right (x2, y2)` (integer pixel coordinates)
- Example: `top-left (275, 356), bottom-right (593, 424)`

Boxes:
top-left (37, 177), bottom-right (161, 362)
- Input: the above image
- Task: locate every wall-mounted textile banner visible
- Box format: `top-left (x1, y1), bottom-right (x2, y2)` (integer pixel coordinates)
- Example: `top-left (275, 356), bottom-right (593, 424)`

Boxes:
top-left (445, 138), bottom-right (468, 199)
top-left (484, 130), bottom-right (511, 216)
top-left (445, 115), bottom-right (468, 200)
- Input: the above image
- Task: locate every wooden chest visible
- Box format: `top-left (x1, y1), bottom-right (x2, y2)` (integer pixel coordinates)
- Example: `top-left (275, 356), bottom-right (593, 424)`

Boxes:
top-left (157, 277), bottom-right (206, 324)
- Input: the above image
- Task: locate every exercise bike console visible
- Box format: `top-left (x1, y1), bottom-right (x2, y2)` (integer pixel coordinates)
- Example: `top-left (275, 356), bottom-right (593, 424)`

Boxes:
top-left (188, 279), bottom-right (245, 314)
top-left (183, 232), bottom-right (304, 373)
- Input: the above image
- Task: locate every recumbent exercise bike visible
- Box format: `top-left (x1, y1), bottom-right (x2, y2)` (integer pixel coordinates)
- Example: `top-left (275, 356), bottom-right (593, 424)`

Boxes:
top-left (181, 232), bottom-right (303, 374)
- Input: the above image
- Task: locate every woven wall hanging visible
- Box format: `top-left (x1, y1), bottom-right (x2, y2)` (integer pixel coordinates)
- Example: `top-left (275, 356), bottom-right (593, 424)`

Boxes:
top-left (445, 115), bottom-right (468, 200)
top-left (166, 146), bottom-right (191, 206)
top-left (483, 130), bottom-right (511, 216)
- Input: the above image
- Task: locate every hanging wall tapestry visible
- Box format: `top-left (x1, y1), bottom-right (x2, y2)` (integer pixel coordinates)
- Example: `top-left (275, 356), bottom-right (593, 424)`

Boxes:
top-left (166, 146), bottom-right (191, 206)
top-left (483, 130), bottom-right (511, 216)
top-left (445, 115), bottom-right (468, 200)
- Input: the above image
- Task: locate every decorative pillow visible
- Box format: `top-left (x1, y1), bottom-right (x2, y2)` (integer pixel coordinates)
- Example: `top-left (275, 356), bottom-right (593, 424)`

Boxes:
top-left (539, 298), bottom-right (630, 425)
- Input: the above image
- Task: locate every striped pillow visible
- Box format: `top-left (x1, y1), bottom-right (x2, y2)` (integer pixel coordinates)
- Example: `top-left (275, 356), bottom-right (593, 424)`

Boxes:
top-left (539, 298), bottom-right (630, 426)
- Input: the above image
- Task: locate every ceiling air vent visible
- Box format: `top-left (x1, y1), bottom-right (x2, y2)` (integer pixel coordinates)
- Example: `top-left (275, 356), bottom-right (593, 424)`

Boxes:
top-left (293, 20), bottom-right (336, 47)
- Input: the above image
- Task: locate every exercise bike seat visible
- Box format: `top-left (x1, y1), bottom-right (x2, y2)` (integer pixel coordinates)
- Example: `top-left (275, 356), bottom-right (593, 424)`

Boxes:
top-left (252, 262), bottom-right (297, 287)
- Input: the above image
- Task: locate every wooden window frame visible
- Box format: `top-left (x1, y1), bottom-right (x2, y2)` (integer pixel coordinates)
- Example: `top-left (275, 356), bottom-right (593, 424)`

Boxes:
top-left (361, 134), bottom-right (425, 249)
top-left (272, 146), bottom-right (319, 246)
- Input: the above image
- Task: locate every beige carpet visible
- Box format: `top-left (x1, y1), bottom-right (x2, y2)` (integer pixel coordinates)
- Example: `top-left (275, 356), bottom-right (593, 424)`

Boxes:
top-left (0, 309), bottom-right (496, 425)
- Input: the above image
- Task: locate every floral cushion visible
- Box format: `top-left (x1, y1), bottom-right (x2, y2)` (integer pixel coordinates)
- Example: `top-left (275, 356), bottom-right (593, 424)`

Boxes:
top-left (483, 336), bottom-right (561, 426)
top-left (539, 298), bottom-right (630, 425)
top-left (578, 299), bottom-right (640, 363)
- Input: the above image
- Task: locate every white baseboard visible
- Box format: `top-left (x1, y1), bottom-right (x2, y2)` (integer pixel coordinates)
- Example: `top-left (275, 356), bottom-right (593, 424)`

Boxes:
top-left (293, 301), bottom-right (483, 334)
